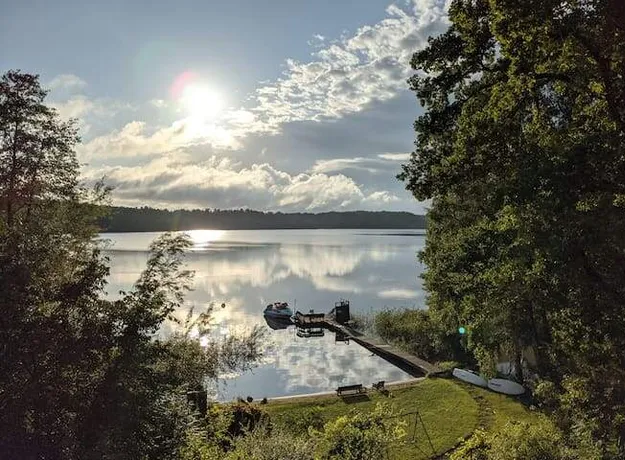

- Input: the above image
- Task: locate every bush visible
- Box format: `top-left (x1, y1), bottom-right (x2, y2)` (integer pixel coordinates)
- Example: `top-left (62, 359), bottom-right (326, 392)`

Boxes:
top-left (449, 429), bottom-right (490, 460)
top-left (315, 403), bottom-right (406, 460)
top-left (226, 427), bottom-right (316, 460)
top-left (489, 420), bottom-right (565, 460)
top-left (374, 309), bottom-right (466, 363)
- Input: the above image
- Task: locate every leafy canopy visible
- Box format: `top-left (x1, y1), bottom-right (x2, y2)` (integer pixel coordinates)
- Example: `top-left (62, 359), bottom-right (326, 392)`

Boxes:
top-left (400, 0), bottom-right (625, 454)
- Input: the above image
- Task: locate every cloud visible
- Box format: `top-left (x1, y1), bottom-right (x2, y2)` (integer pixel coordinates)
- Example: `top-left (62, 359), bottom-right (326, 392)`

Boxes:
top-left (51, 95), bottom-right (95, 120)
top-left (48, 77), bottom-right (136, 139)
top-left (84, 154), bottom-right (401, 212)
top-left (47, 74), bottom-right (87, 91)
top-left (378, 288), bottom-right (421, 299)
top-left (378, 152), bottom-right (411, 161)
top-left (78, 118), bottom-right (240, 162)
top-left (245, 0), bottom-right (451, 133)
top-left (73, 0), bottom-right (447, 212)
top-left (150, 99), bottom-right (167, 108)
top-left (310, 157), bottom-right (384, 174)
top-left (309, 154), bottom-right (411, 175)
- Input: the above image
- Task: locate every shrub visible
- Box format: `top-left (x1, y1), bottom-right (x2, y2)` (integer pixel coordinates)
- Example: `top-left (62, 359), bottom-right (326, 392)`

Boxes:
top-left (226, 427), bottom-right (316, 460)
top-left (374, 309), bottom-right (466, 363)
top-left (315, 403), bottom-right (406, 460)
top-left (487, 420), bottom-right (565, 460)
top-left (449, 429), bottom-right (490, 460)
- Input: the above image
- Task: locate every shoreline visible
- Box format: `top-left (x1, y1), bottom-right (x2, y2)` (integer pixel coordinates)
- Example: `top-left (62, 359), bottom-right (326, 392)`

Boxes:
top-left (266, 377), bottom-right (426, 404)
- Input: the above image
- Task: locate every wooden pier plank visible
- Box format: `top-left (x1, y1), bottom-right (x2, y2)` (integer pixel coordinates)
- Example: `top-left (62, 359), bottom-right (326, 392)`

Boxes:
top-left (293, 311), bottom-right (442, 377)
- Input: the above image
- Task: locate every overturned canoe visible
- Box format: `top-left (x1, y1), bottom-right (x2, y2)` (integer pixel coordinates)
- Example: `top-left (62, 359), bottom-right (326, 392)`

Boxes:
top-left (452, 368), bottom-right (488, 388)
top-left (487, 378), bottom-right (525, 395)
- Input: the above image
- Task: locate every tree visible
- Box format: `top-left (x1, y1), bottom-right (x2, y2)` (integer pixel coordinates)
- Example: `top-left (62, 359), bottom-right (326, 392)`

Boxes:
top-left (400, 1), bottom-right (625, 454)
top-left (0, 70), bottom-right (264, 459)
top-left (0, 70), bottom-right (81, 229)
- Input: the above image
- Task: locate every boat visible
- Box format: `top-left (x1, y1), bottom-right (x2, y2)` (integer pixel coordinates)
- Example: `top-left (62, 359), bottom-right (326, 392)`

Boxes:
top-left (452, 368), bottom-right (488, 388)
top-left (487, 378), bottom-right (525, 395)
top-left (263, 302), bottom-right (294, 319)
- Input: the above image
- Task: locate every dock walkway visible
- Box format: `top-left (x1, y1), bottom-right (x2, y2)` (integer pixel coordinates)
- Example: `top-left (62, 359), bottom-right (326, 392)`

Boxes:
top-left (293, 311), bottom-right (442, 377)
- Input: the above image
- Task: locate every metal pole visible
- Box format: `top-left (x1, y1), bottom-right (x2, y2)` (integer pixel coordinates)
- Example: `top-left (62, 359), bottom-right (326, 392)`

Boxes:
top-left (418, 411), bottom-right (436, 455)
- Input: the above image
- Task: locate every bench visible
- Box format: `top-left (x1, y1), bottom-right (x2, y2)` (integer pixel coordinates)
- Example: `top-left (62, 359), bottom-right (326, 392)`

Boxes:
top-left (372, 380), bottom-right (385, 391)
top-left (337, 384), bottom-right (365, 396)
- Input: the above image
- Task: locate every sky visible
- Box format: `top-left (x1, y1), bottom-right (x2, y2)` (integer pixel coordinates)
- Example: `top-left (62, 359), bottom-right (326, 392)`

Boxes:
top-left (1, 0), bottom-right (451, 213)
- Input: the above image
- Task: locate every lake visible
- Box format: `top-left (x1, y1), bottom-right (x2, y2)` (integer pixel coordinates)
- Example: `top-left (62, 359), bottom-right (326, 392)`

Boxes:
top-left (102, 229), bottom-right (427, 400)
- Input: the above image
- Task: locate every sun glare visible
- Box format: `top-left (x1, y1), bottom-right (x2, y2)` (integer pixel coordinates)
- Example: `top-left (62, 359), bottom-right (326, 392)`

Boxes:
top-left (186, 229), bottom-right (225, 250)
top-left (180, 83), bottom-right (224, 120)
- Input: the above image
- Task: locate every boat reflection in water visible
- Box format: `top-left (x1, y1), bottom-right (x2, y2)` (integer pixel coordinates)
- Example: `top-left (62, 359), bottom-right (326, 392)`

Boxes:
top-left (263, 302), bottom-right (295, 330)
top-left (263, 314), bottom-right (293, 331)
top-left (296, 327), bottom-right (325, 338)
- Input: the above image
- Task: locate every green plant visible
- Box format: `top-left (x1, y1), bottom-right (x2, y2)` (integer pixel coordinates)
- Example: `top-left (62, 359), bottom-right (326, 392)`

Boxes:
top-left (226, 427), bottom-right (316, 460)
top-left (450, 429), bottom-right (490, 460)
top-left (487, 420), bottom-right (565, 460)
top-left (315, 403), bottom-right (406, 460)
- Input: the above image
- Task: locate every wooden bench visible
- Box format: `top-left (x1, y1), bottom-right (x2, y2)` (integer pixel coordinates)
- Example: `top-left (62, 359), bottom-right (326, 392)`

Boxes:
top-left (337, 384), bottom-right (365, 396)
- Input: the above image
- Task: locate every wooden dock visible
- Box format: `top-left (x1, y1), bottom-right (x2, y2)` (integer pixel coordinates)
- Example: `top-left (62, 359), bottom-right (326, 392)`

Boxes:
top-left (293, 311), bottom-right (442, 377)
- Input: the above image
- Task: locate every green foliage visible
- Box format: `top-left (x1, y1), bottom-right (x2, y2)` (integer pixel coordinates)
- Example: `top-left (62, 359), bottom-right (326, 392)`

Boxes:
top-left (488, 421), bottom-right (565, 460)
top-left (0, 70), bottom-right (265, 459)
top-left (314, 403), bottom-right (406, 460)
top-left (400, 1), bottom-right (625, 453)
top-left (453, 421), bottom-right (571, 460)
top-left (224, 402), bottom-right (268, 440)
top-left (449, 429), bottom-right (490, 460)
top-left (277, 406), bottom-right (326, 434)
top-left (267, 379), bottom-right (482, 459)
top-left (225, 427), bottom-right (316, 460)
top-left (374, 309), bottom-right (469, 364)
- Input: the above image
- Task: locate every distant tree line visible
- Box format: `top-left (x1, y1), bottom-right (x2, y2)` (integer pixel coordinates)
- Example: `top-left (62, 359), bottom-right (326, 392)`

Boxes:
top-left (98, 206), bottom-right (427, 232)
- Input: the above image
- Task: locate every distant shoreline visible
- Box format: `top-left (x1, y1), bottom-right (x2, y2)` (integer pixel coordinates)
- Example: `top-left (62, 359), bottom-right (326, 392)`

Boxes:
top-left (98, 206), bottom-right (427, 233)
top-left (99, 229), bottom-right (428, 234)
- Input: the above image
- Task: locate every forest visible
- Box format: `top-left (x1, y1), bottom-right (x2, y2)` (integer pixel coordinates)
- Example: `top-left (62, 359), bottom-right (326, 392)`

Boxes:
top-left (98, 206), bottom-right (427, 232)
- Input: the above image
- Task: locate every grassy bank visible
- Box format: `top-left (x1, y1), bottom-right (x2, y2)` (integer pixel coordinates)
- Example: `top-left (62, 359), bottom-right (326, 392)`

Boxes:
top-left (262, 378), bottom-right (545, 459)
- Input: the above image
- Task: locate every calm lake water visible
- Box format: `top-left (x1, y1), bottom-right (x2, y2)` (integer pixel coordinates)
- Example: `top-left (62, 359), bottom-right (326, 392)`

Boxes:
top-left (102, 229), bottom-right (426, 400)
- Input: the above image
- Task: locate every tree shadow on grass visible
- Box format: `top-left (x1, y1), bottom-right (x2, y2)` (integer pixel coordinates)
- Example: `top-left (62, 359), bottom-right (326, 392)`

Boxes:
top-left (339, 394), bottom-right (371, 404)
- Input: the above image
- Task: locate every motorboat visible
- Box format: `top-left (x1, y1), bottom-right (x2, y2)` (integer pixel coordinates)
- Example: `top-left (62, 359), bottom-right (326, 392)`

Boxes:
top-left (263, 302), bottom-right (294, 319)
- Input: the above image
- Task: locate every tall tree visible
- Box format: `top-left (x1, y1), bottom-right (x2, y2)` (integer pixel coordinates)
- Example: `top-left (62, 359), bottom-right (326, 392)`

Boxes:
top-left (0, 71), bottom-right (264, 460)
top-left (400, 1), bottom-right (625, 454)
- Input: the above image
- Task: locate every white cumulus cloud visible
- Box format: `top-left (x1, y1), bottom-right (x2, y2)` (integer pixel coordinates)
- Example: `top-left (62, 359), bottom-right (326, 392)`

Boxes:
top-left (245, 0), bottom-right (451, 133)
top-left (83, 155), bottom-right (400, 212)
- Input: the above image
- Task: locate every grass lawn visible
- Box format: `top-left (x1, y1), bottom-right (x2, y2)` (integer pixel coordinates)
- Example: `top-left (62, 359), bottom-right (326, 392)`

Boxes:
top-left (474, 385), bottom-right (547, 431)
top-left (263, 378), bottom-right (547, 459)
top-left (265, 378), bottom-right (476, 459)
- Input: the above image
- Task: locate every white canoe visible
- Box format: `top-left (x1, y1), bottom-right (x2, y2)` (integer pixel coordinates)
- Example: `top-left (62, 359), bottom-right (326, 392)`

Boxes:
top-left (452, 368), bottom-right (488, 388)
top-left (487, 378), bottom-right (525, 395)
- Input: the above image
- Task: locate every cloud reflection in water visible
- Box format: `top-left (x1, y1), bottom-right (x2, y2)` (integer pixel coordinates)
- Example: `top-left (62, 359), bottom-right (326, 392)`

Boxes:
top-left (103, 229), bottom-right (425, 398)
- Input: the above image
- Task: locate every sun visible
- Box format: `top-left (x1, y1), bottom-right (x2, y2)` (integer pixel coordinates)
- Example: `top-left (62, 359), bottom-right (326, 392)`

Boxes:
top-left (180, 83), bottom-right (224, 120)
